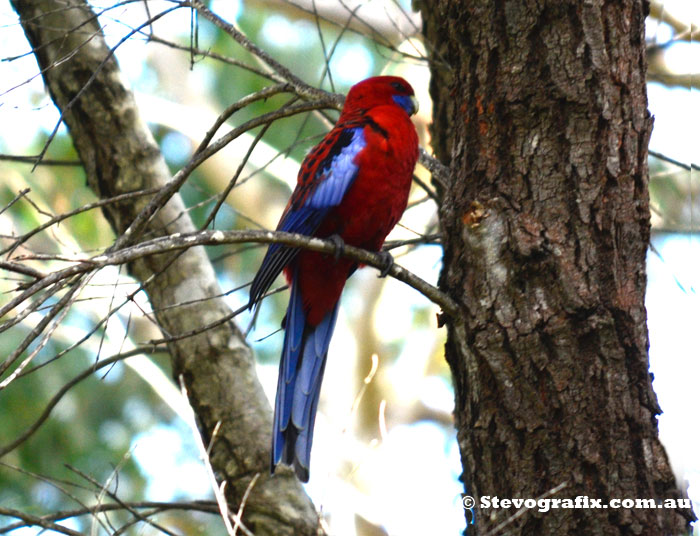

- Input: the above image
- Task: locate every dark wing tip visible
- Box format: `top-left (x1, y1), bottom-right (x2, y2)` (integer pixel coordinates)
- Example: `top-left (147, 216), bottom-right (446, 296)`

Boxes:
top-left (293, 460), bottom-right (310, 483)
top-left (270, 426), bottom-right (310, 482)
top-left (269, 457), bottom-right (309, 483)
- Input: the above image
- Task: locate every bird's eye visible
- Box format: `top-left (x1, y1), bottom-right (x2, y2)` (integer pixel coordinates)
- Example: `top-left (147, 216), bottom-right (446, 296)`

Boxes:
top-left (390, 81), bottom-right (406, 92)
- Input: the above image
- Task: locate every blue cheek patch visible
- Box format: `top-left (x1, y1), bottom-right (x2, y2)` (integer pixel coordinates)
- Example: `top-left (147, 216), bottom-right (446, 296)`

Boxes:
top-left (392, 94), bottom-right (417, 115)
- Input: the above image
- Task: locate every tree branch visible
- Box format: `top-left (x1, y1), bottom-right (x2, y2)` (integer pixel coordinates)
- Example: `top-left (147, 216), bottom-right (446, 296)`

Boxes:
top-left (6, 229), bottom-right (458, 319)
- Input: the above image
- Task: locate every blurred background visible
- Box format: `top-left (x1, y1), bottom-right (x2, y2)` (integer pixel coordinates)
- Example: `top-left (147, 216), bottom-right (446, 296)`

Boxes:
top-left (0, 0), bottom-right (697, 534)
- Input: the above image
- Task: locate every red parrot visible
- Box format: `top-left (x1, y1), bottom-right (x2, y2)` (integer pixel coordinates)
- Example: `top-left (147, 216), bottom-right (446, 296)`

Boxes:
top-left (248, 76), bottom-right (419, 482)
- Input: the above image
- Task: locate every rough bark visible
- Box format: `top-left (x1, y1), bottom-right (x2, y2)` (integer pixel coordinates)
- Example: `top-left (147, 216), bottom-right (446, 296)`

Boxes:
top-left (422, 1), bottom-right (694, 534)
top-left (11, 0), bottom-right (320, 533)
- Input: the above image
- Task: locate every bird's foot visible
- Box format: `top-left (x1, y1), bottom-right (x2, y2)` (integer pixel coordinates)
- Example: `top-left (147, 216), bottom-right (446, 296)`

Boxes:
top-left (328, 234), bottom-right (346, 261)
top-left (377, 250), bottom-right (394, 278)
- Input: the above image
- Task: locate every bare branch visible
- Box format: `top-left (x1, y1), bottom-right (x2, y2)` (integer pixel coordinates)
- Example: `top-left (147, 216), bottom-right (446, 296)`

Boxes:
top-left (647, 71), bottom-right (699, 89)
top-left (0, 507), bottom-right (84, 536)
top-left (1, 187), bottom-right (160, 257)
top-left (0, 275), bottom-right (87, 386)
top-left (0, 346), bottom-right (166, 458)
top-left (194, 83), bottom-right (293, 154)
top-left (113, 98), bottom-right (335, 251)
top-left (30, 3), bottom-right (186, 168)
top-left (9, 229), bottom-right (459, 318)
top-left (64, 463), bottom-right (180, 536)
top-left (0, 260), bottom-right (47, 280)
top-left (190, 0), bottom-right (341, 105)
top-left (145, 33), bottom-right (282, 81)
top-left (649, 149), bottom-right (700, 172)
top-left (179, 376), bottom-right (254, 536)
top-left (649, 0), bottom-right (699, 37)
top-left (0, 188), bottom-right (30, 218)
top-left (0, 153), bottom-right (81, 166)
top-left (0, 499), bottom-right (222, 534)
top-left (419, 146), bottom-right (450, 189)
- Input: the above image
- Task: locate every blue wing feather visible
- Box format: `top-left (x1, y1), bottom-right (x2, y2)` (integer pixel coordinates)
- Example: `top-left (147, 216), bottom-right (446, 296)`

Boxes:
top-left (288, 300), bottom-right (339, 480)
top-left (271, 267), bottom-right (340, 481)
top-left (305, 133), bottom-right (362, 209)
top-left (293, 358), bottom-right (326, 482)
top-left (248, 127), bottom-right (365, 309)
top-left (271, 271), bottom-right (305, 466)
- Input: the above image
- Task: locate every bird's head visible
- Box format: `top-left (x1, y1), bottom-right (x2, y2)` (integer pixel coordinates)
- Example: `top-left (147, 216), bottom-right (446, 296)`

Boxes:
top-left (342, 76), bottom-right (419, 117)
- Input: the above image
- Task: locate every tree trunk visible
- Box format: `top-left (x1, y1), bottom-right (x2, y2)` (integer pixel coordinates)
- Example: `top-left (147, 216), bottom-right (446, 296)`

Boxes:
top-left (11, 0), bottom-right (319, 533)
top-left (422, 0), bottom-right (694, 534)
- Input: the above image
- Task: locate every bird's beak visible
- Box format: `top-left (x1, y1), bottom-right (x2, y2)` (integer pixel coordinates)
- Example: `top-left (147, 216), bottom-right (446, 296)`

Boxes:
top-left (409, 95), bottom-right (419, 116)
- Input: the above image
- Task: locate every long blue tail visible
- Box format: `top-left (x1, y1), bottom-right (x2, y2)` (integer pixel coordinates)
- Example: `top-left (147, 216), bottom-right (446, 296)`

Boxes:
top-left (271, 274), bottom-right (340, 482)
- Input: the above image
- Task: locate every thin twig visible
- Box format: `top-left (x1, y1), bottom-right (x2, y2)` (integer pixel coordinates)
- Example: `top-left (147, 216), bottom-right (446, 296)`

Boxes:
top-left (112, 99), bottom-right (335, 252)
top-left (65, 465), bottom-right (181, 536)
top-left (482, 482), bottom-right (568, 536)
top-left (649, 149), bottom-right (700, 172)
top-left (0, 507), bottom-right (84, 536)
top-left (0, 187), bottom-right (159, 257)
top-left (31, 4), bottom-right (185, 169)
top-left (0, 260), bottom-right (47, 280)
top-left (201, 120), bottom-right (273, 229)
top-left (0, 188), bottom-right (30, 218)
top-left (0, 499), bottom-right (220, 534)
top-left (232, 473), bottom-right (260, 536)
top-left (0, 154), bottom-right (81, 166)
top-left (178, 376), bottom-right (254, 536)
top-left (189, 0), bottom-right (340, 105)
top-left (419, 147), bottom-right (450, 189)
top-left (0, 346), bottom-right (166, 458)
top-left (146, 33), bottom-right (280, 82)
top-left (195, 84), bottom-right (292, 154)
top-left (0, 228), bottom-right (458, 333)
top-left (0, 274), bottom-right (89, 386)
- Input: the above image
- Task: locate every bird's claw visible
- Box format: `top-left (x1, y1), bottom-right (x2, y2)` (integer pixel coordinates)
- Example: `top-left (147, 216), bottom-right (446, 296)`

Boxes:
top-left (328, 234), bottom-right (345, 261)
top-left (377, 250), bottom-right (394, 278)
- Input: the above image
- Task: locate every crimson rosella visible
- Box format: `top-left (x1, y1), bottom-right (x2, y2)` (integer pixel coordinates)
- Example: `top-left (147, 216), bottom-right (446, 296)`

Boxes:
top-left (248, 76), bottom-right (419, 482)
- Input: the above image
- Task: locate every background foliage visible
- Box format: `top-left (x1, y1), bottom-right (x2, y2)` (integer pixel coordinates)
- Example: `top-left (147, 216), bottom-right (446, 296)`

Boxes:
top-left (0, 0), bottom-right (697, 534)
